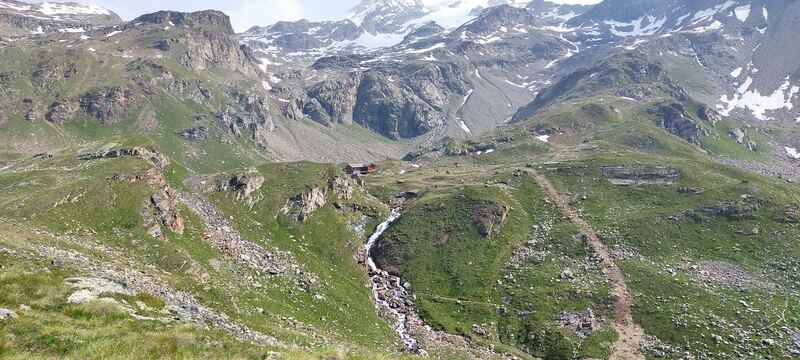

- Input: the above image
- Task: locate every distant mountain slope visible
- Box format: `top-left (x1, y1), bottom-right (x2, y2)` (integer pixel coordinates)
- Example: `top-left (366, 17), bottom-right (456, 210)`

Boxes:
top-left (565, 0), bottom-right (800, 123)
top-left (0, 8), bottom-right (407, 166)
top-left (233, 0), bottom-right (800, 167)
top-left (242, 0), bottom-right (591, 63)
top-left (0, 0), bottom-right (121, 35)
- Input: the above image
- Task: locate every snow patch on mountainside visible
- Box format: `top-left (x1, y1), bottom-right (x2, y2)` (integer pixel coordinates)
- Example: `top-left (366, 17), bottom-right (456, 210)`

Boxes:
top-left (693, 1), bottom-right (736, 22)
top-left (354, 31), bottom-right (406, 49)
top-left (348, 0), bottom-right (530, 33)
top-left (718, 79), bottom-right (799, 121)
top-left (459, 120), bottom-right (472, 133)
top-left (38, 2), bottom-right (110, 16)
top-left (605, 16), bottom-right (666, 37)
top-left (733, 5), bottom-right (750, 22)
top-left (536, 134), bottom-right (550, 142)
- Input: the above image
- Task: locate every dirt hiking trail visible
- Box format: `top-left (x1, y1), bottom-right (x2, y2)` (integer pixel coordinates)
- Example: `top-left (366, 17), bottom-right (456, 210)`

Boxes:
top-left (526, 168), bottom-right (645, 360)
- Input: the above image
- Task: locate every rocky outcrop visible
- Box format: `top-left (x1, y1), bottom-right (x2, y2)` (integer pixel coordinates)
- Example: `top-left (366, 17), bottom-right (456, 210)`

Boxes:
top-left (140, 154), bottom-right (184, 238)
top-left (276, 176), bottom-right (359, 222)
top-left (25, 108), bottom-right (38, 122)
top-left (77, 146), bottom-right (169, 170)
top-left (601, 165), bottom-right (680, 186)
top-left (330, 176), bottom-right (357, 201)
top-left (0, 308), bottom-right (17, 320)
top-left (473, 201), bottom-right (509, 238)
top-left (672, 195), bottom-right (764, 223)
top-left (176, 126), bottom-right (208, 141)
top-left (145, 185), bottom-right (185, 238)
top-left (560, 309), bottom-right (605, 337)
top-left (45, 100), bottom-right (78, 124)
top-left (44, 86), bottom-right (138, 125)
top-left (646, 103), bottom-right (704, 145)
top-left (229, 174), bottom-right (265, 200)
top-left (132, 11), bottom-right (258, 74)
top-left (698, 106), bottom-right (721, 124)
top-left (33, 56), bottom-right (78, 89)
top-left (299, 187), bottom-right (326, 222)
top-left (214, 90), bottom-right (274, 146)
top-left (787, 205), bottom-right (799, 224)
top-left (79, 86), bottom-right (137, 124)
top-left (166, 79), bottom-right (212, 103)
top-left (211, 173), bottom-right (265, 208)
top-left (729, 128), bottom-right (746, 143)
top-left (728, 128), bottom-right (757, 151)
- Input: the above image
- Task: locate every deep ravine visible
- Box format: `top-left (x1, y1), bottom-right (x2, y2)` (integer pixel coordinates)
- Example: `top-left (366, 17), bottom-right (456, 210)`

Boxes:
top-left (364, 209), bottom-right (420, 351)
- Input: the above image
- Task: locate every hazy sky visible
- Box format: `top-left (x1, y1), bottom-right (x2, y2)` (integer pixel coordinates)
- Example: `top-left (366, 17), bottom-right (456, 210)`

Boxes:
top-left (24, 0), bottom-right (601, 32)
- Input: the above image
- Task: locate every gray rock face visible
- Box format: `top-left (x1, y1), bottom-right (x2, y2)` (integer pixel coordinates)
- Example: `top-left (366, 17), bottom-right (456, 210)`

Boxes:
top-left (148, 188), bottom-right (185, 237)
top-left (214, 90), bottom-right (274, 146)
top-left (229, 174), bottom-right (265, 200)
top-left (45, 100), bottom-right (79, 124)
top-left (560, 309), bottom-right (604, 336)
top-left (330, 176), bottom-right (357, 201)
top-left (45, 86), bottom-right (138, 125)
top-left (601, 165), bottom-right (681, 186)
top-left (514, 52), bottom-right (674, 122)
top-left (132, 11), bottom-right (259, 74)
top-left (726, 128), bottom-right (757, 151)
top-left (353, 71), bottom-right (443, 140)
top-left (0, 308), bottom-right (17, 319)
top-left (79, 86), bottom-right (137, 125)
top-left (279, 59), bottom-right (474, 139)
top-left (647, 102), bottom-right (704, 145)
top-left (177, 126), bottom-right (209, 141)
top-left (299, 187), bottom-right (326, 222)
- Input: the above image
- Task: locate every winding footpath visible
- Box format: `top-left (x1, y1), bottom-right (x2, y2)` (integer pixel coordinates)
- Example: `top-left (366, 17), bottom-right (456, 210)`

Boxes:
top-left (525, 168), bottom-right (645, 360)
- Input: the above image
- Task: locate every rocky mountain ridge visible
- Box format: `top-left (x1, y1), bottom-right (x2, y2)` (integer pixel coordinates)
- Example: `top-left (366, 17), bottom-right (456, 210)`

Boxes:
top-left (2, 1), bottom-right (800, 359)
top-left (1, 0), bottom-right (799, 164)
top-left (0, 0), bottom-right (121, 36)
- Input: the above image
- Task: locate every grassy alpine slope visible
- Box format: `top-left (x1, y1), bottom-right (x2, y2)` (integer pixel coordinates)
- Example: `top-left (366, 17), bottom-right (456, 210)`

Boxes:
top-left (359, 50), bottom-right (800, 359)
top-left (0, 139), bottom-right (424, 359)
top-left (1, 8), bottom-right (799, 360)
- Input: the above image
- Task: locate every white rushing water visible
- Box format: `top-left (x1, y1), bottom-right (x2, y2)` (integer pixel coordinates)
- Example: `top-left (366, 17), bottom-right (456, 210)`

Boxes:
top-left (365, 209), bottom-right (401, 272)
top-left (364, 209), bottom-right (418, 351)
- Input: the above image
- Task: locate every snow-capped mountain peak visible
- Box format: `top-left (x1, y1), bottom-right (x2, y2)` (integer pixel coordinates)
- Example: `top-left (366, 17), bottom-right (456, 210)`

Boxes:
top-left (347, 0), bottom-right (532, 35)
